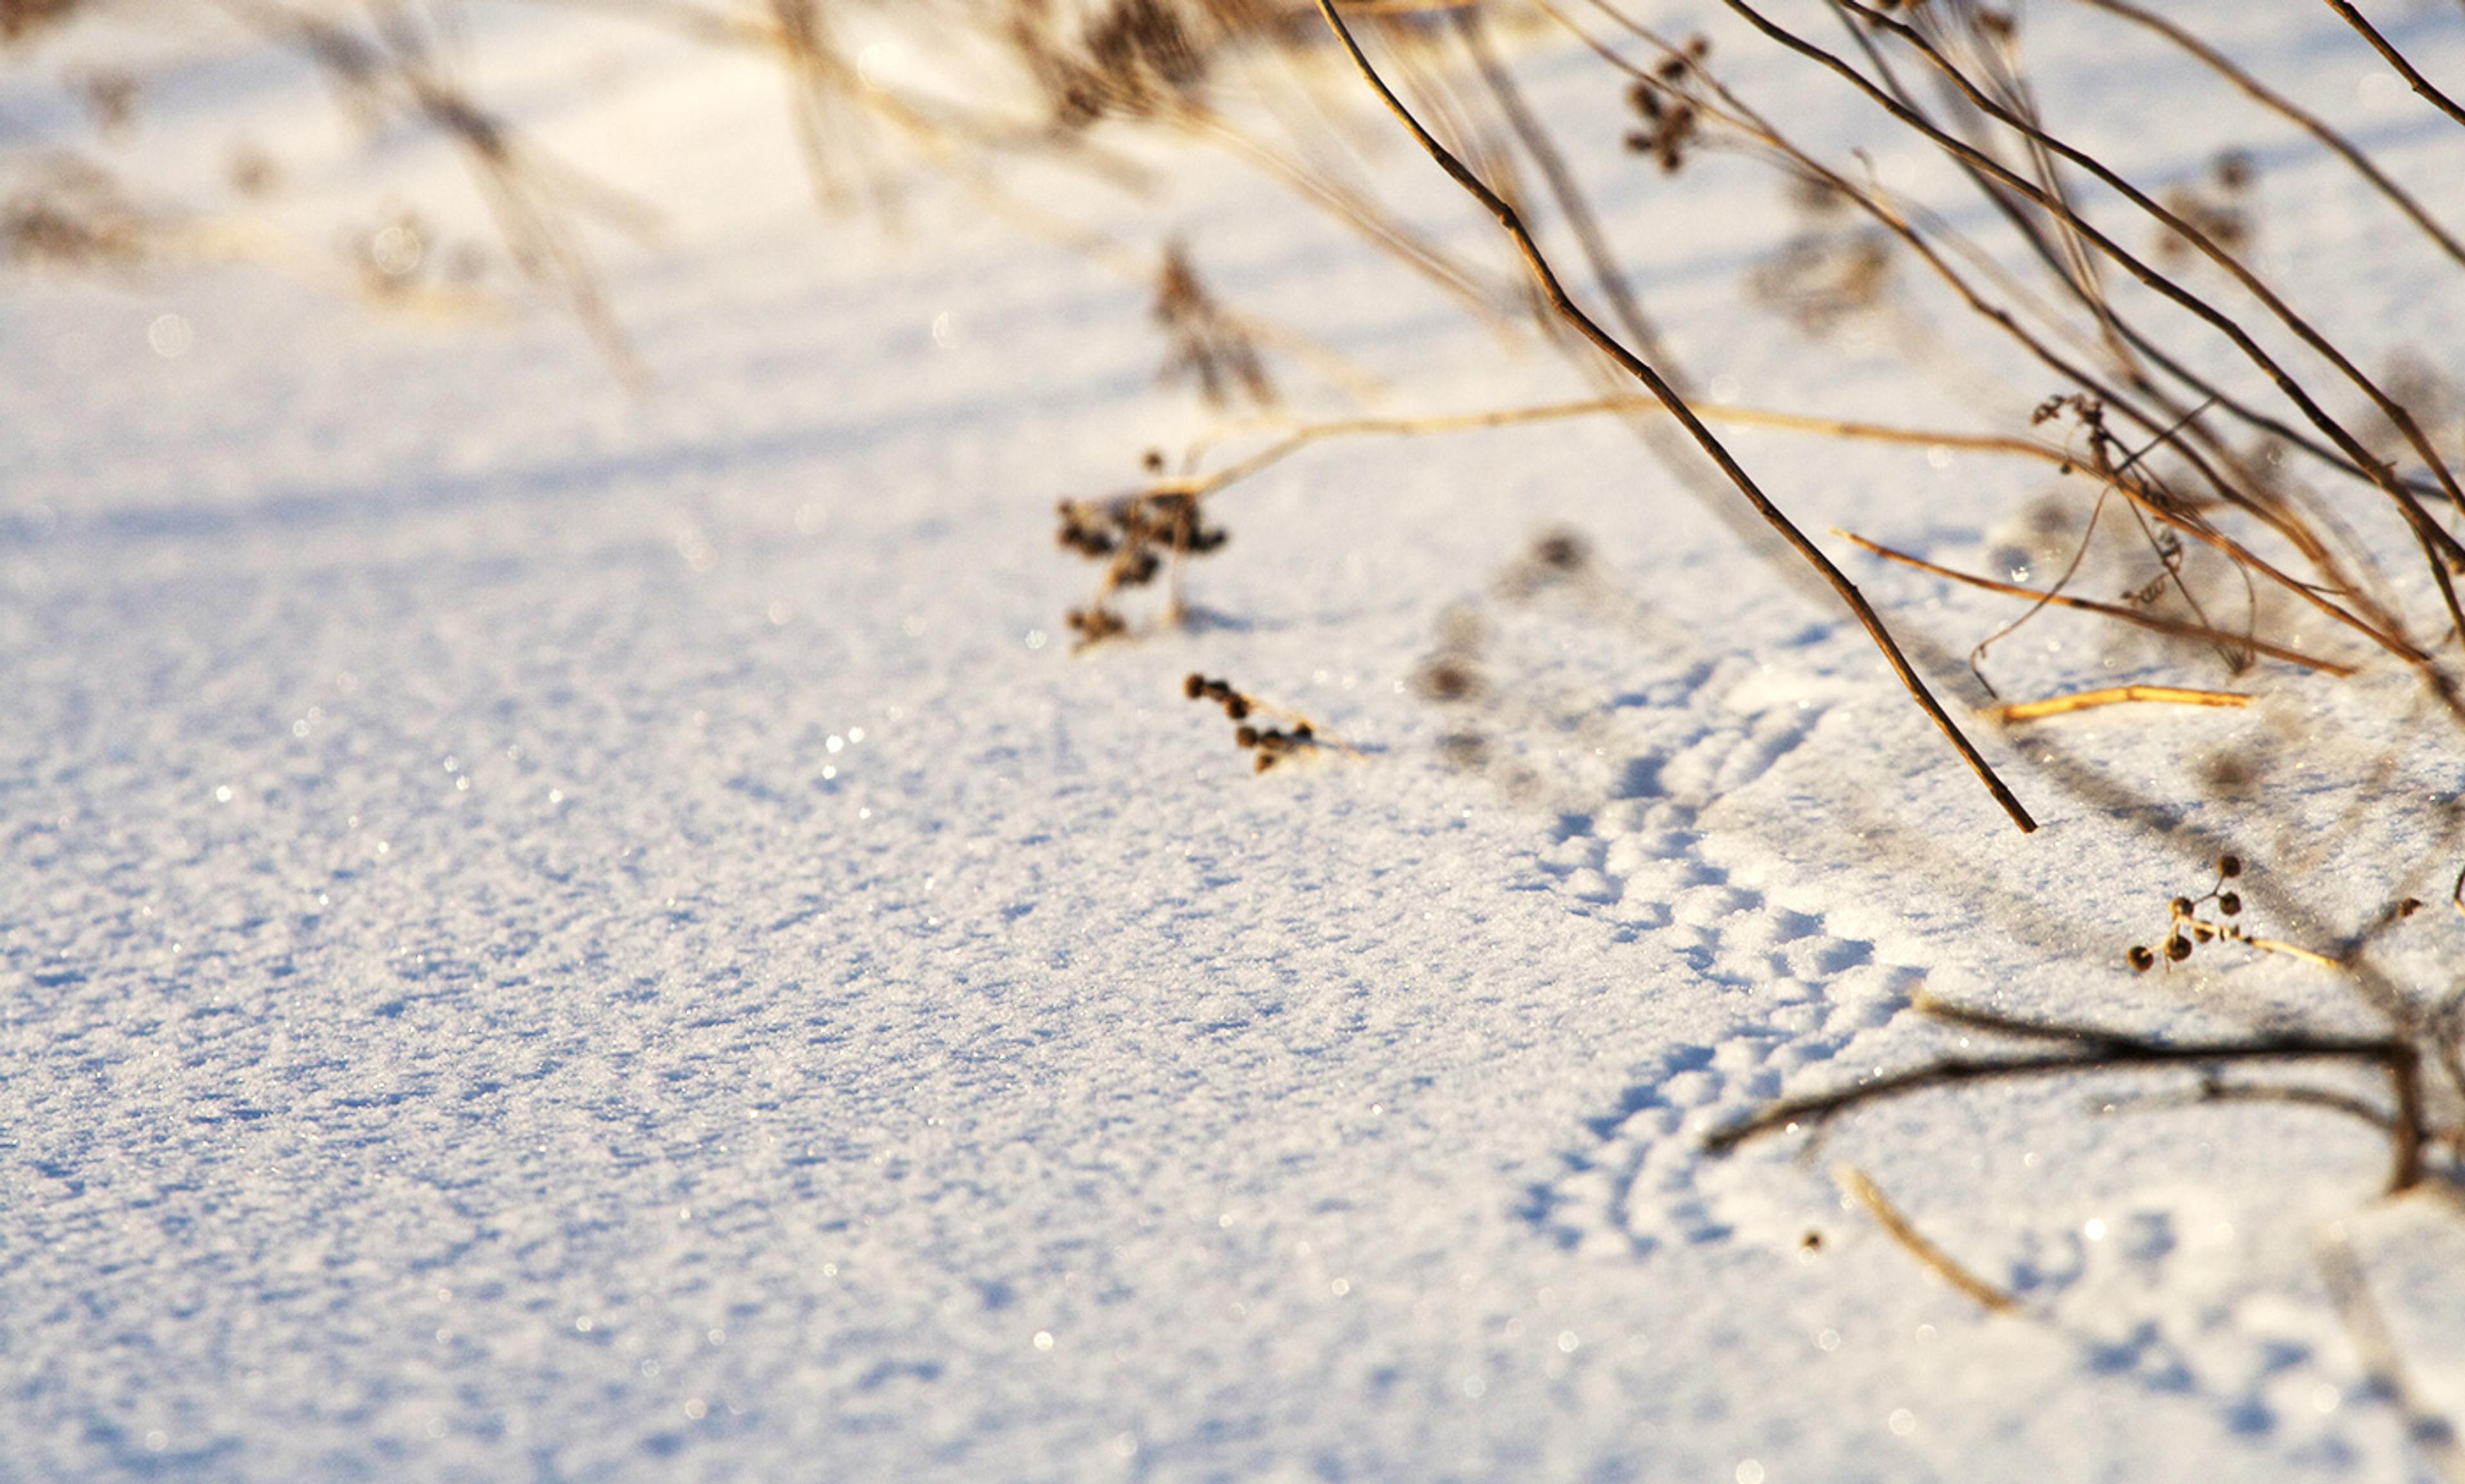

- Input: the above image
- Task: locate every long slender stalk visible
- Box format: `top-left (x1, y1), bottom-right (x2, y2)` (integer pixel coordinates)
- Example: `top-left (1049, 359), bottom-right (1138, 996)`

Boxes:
top-left (2321, 0), bottom-right (2465, 130)
top-left (1562, 7), bottom-right (2429, 669)
top-left (1706, 1003), bottom-right (2425, 1192)
top-left (1449, 7), bottom-right (1687, 388)
top-left (1835, 0), bottom-right (2465, 519)
top-left (1770, 0), bottom-right (2465, 651)
top-left (1313, 0), bottom-right (2037, 833)
top-left (1175, 394), bottom-right (2070, 498)
top-left (1819, 0), bottom-right (2444, 519)
top-left (1839, 531), bottom-right (2362, 676)
top-left (2071, 0), bottom-right (2465, 270)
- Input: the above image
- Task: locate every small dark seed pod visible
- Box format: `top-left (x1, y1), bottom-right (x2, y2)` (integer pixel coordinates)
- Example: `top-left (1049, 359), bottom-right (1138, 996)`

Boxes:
top-left (2170, 896), bottom-right (2193, 918)
top-left (1224, 696), bottom-right (1249, 721)
top-left (1420, 662), bottom-right (1475, 701)
top-left (2218, 854), bottom-right (2242, 878)
top-left (1292, 723), bottom-right (1313, 741)
top-left (1534, 533), bottom-right (1587, 570)
top-left (2217, 892), bottom-right (2241, 917)
top-left (2127, 945), bottom-right (2156, 973)
top-left (1184, 673), bottom-right (1206, 700)
top-left (1234, 725), bottom-right (1259, 748)
top-left (2165, 935), bottom-right (2192, 962)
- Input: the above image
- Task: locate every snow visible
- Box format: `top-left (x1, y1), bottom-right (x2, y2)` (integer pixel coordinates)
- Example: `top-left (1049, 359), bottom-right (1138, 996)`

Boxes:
top-left (4, 2), bottom-right (2463, 1478)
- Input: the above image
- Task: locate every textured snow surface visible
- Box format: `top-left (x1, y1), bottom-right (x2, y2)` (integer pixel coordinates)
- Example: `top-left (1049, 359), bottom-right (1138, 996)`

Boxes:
top-left (5, 4), bottom-right (2465, 1480)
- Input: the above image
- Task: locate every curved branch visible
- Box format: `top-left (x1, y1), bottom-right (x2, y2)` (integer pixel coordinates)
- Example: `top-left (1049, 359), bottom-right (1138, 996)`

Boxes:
top-left (2320, 0), bottom-right (2465, 130)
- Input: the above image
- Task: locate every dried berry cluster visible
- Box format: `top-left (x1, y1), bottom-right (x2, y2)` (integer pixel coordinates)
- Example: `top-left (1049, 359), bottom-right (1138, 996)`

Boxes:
top-left (2127, 854), bottom-right (2246, 971)
top-left (1065, 605), bottom-right (1128, 646)
top-left (1055, 484), bottom-right (1228, 648)
top-left (1622, 41), bottom-right (1709, 175)
top-left (1184, 673), bottom-right (1319, 772)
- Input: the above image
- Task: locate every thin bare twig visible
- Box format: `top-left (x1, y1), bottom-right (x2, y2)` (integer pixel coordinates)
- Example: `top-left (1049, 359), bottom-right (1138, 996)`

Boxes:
top-left (1313, 0), bottom-right (2036, 833)
top-left (1566, 3), bottom-right (2421, 666)
top-left (2319, 0), bottom-right (2465, 131)
top-left (1835, 1164), bottom-right (2021, 1314)
top-left (1789, 0), bottom-right (2465, 650)
top-left (1173, 393), bottom-right (2071, 499)
top-left (1706, 1001), bottom-right (2425, 1193)
top-left (1838, 531), bottom-right (2366, 677)
top-left (1982, 686), bottom-right (2251, 723)
top-left (2111, 1080), bottom-right (2398, 1133)
top-left (1704, 0), bottom-right (2465, 678)
top-left (1449, 6), bottom-right (1687, 387)
top-left (2070, 0), bottom-right (2465, 270)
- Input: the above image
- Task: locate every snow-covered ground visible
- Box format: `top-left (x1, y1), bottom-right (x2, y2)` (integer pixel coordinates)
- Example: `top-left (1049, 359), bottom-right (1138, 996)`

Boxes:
top-left (6, 3), bottom-right (2465, 1478)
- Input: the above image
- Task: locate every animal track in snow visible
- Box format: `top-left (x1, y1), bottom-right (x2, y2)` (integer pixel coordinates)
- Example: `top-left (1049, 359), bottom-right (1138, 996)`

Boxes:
top-left (1435, 617), bottom-right (1930, 1259)
top-left (1436, 544), bottom-right (2443, 1458)
top-left (1530, 765), bottom-right (1926, 1254)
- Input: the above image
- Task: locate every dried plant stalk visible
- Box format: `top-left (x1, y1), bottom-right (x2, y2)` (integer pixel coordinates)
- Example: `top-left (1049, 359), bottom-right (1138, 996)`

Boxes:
top-left (1839, 531), bottom-right (2358, 677)
top-left (1983, 686), bottom-right (2252, 723)
top-left (1738, 0), bottom-right (2465, 653)
top-left (1835, 1165), bottom-right (2020, 1315)
top-left (2319, 0), bottom-right (2465, 132)
top-left (2068, 0), bottom-right (2465, 270)
top-left (1313, 0), bottom-right (2037, 834)
top-left (1708, 1001), bottom-right (2426, 1195)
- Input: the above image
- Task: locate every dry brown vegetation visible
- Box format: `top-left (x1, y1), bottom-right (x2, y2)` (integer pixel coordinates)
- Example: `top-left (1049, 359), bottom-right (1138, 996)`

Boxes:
top-left (10, 0), bottom-right (2465, 1458)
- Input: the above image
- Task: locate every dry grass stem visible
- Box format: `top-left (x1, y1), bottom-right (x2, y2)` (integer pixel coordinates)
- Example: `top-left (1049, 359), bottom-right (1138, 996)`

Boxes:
top-left (1983, 686), bottom-right (2253, 724)
top-left (1833, 1164), bottom-right (2020, 1315)
top-left (1316, 0), bottom-right (2037, 834)
top-left (1449, 5), bottom-right (1684, 384)
top-left (2319, 0), bottom-right (2465, 132)
top-left (1753, 0), bottom-right (2465, 651)
top-left (1708, 1000), bottom-right (2428, 1195)
top-left (1564, 0), bottom-right (2428, 684)
top-left (1170, 393), bottom-right (2072, 503)
top-left (2068, 0), bottom-right (2465, 270)
top-left (221, 0), bottom-right (654, 386)
top-left (1838, 531), bottom-right (2359, 678)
